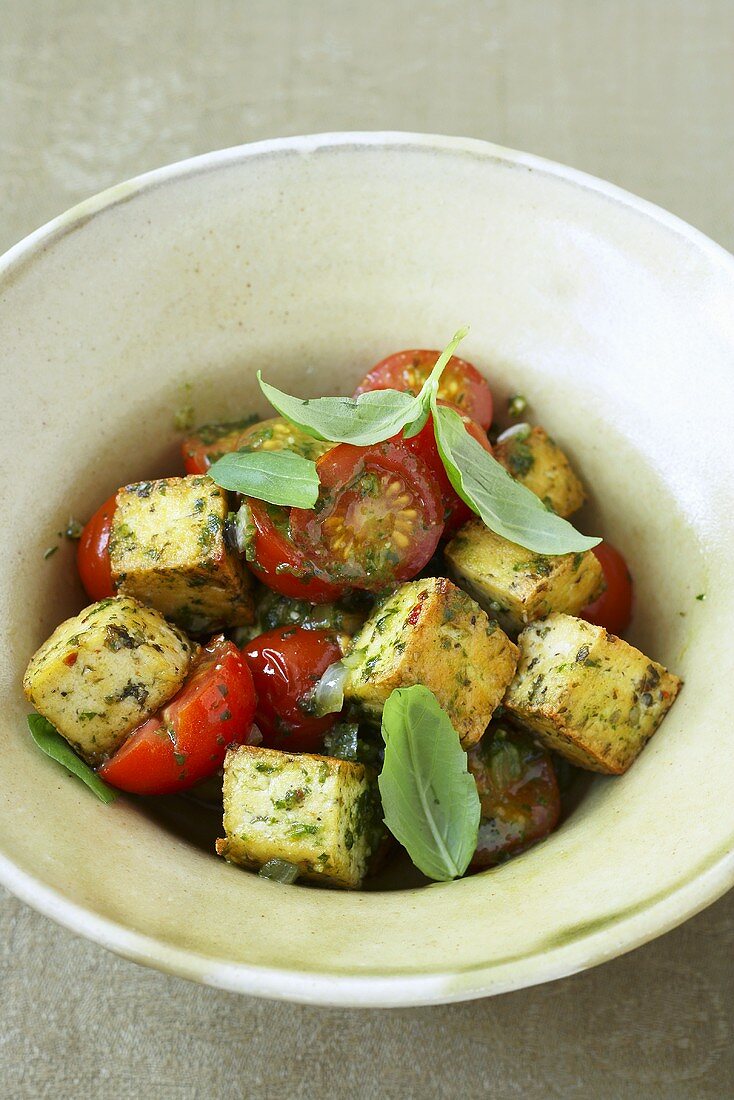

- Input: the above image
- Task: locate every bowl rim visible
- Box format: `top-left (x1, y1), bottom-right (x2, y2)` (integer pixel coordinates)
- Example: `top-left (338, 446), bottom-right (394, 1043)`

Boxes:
top-left (2, 131), bottom-right (733, 1007)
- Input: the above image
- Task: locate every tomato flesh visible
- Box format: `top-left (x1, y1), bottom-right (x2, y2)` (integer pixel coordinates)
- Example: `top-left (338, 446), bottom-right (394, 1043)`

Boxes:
top-left (242, 627), bottom-right (342, 752)
top-left (289, 441), bottom-right (444, 591)
top-left (354, 349), bottom-right (494, 430)
top-left (403, 403), bottom-right (492, 533)
top-left (77, 492), bottom-right (117, 601)
top-left (581, 542), bottom-right (633, 636)
top-left (467, 726), bottom-right (560, 868)
top-left (245, 500), bottom-right (345, 603)
top-left (99, 637), bottom-right (257, 794)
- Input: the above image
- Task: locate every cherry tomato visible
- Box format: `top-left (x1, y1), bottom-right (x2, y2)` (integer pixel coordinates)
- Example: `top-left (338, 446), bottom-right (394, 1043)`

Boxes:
top-left (99, 637), bottom-right (257, 794)
top-left (354, 349), bottom-right (494, 430)
top-left (245, 500), bottom-right (344, 603)
top-left (403, 403), bottom-right (492, 534)
top-left (77, 492), bottom-right (117, 601)
top-left (242, 627), bottom-right (342, 752)
top-left (182, 417), bottom-right (333, 475)
top-left (581, 542), bottom-right (633, 636)
top-left (182, 420), bottom-right (260, 475)
top-left (289, 441), bottom-right (444, 591)
top-left (467, 725), bottom-right (561, 868)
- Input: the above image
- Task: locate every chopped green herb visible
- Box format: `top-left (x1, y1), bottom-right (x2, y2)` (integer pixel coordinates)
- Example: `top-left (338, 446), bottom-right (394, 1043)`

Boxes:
top-left (507, 394), bottom-right (528, 418)
top-left (65, 518), bottom-right (84, 540)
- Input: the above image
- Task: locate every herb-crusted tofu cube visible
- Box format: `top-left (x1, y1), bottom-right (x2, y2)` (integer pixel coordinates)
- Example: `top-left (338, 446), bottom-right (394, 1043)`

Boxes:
top-left (343, 577), bottom-right (518, 747)
top-left (23, 595), bottom-right (196, 762)
top-left (495, 426), bottom-right (585, 517)
top-left (110, 476), bottom-right (254, 634)
top-left (504, 613), bottom-right (681, 774)
top-left (445, 520), bottom-right (604, 635)
top-left (215, 745), bottom-right (386, 888)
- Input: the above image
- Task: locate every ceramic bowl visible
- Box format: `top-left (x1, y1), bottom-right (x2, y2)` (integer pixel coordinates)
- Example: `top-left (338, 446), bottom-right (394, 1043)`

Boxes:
top-left (1, 133), bottom-right (733, 1007)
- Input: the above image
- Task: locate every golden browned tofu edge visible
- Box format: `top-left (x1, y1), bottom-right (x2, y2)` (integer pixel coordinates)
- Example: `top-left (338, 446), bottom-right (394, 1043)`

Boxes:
top-left (343, 577), bottom-right (518, 747)
top-left (495, 426), bottom-right (585, 517)
top-left (23, 595), bottom-right (195, 762)
top-left (503, 614), bottom-right (682, 774)
top-left (215, 745), bottom-right (386, 889)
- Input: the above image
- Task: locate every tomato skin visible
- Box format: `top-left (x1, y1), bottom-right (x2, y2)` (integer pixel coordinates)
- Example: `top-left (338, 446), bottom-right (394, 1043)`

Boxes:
top-left (289, 440), bottom-right (444, 591)
top-left (99, 637), bottom-right (257, 795)
top-left (403, 404), bottom-right (492, 534)
top-left (77, 493), bottom-right (117, 601)
top-left (581, 542), bottom-right (633, 637)
top-left (468, 726), bottom-right (561, 868)
top-left (242, 627), bottom-right (342, 752)
top-left (354, 349), bottom-right (494, 430)
top-left (246, 500), bottom-right (345, 603)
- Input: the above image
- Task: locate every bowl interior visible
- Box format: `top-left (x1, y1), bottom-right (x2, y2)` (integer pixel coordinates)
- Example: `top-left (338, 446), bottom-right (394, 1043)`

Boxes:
top-left (1, 135), bottom-right (733, 1004)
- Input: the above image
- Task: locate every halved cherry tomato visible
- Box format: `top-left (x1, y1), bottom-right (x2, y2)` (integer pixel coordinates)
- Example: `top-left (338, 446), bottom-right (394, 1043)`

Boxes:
top-left (403, 403), bottom-right (492, 534)
top-left (242, 627), bottom-right (342, 752)
top-left (77, 492), bottom-right (117, 601)
top-left (99, 637), bottom-right (257, 794)
top-left (289, 441), bottom-right (444, 591)
top-left (245, 500), bottom-right (344, 603)
top-left (468, 725), bottom-right (560, 868)
top-left (354, 349), bottom-right (494, 430)
top-left (581, 542), bottom-right (633, 636)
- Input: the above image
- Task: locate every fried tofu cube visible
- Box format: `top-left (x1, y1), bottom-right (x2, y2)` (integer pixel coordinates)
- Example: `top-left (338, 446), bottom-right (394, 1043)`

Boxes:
top-left (343, 577), bottom-right (518, 747)
top-left (23, 595), bottom-right (196, 762)
top-left (495, 426), bottom-right (585, 517)
top-left (444, 520), bottom-right (604, 635)
top-left (503, 613), bottom-right (681, 774)
top-left (215, 745), bottom-right (386, 888)
top-left (109, 476), bottom-right (254, 634)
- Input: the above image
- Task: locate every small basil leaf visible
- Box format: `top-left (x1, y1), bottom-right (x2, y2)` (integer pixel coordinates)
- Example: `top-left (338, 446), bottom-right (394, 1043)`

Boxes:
top-left (27, 714), bottom-right (117, 804)
top-left (208, 449), bottom-right (319, 508)
top-left (378, 686), bottom-right (480, 881)
top-left (432, 403), bottom-right (600, 555)
top-left (258, 378), bottom-right (420, 446)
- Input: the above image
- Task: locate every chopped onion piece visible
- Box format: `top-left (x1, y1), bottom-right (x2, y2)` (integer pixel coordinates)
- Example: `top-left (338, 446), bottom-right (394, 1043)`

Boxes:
top-left (258, 859), bottom-right (300, 885)
top-left (309, 659), bottom-right (348, 717)
top-left (495, 422), bottom-right (531, 444)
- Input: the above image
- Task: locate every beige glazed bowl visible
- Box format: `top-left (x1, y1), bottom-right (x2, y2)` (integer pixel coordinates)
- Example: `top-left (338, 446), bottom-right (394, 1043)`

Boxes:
top-left (1, 133), bottom-right (733, 1007)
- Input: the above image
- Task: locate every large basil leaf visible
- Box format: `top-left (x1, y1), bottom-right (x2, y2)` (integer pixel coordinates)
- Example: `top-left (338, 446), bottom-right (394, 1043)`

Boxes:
top-left (378, 686), bottom-right (480, 881)
top-left (432, 403), bottom-right (600, 554)
top-left (257, 328), bottom-right (469, 446)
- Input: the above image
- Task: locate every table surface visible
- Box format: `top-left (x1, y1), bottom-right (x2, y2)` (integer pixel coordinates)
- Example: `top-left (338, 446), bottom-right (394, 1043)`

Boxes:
top-left (2, 2), bottom-right (733, 1097)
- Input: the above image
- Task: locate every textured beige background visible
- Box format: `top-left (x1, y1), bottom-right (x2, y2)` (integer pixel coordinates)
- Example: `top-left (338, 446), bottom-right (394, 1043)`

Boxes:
top-left (1, 2), bottom-right (733, 1097)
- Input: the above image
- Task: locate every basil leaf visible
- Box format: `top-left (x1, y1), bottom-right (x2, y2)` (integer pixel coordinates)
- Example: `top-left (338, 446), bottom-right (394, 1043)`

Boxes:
top-left (208, 449), bottom-right (319, 508)
top-left (27, 714), bottom-right (117, 804)
top-left (402, 326), bottom-right (470, 437)
top-left (378, 686), bottom-right (480, 881)
top-left (258, 327), bottom-right (469, 446)
top-left (258, 380), bottom-right (421, 446)
top-left (432, 403), bottom-right (600, 554)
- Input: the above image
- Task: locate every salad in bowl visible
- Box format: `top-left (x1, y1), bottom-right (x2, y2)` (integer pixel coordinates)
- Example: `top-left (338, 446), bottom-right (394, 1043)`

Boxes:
top-left (23, 331), bottom-right (680, 890)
